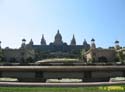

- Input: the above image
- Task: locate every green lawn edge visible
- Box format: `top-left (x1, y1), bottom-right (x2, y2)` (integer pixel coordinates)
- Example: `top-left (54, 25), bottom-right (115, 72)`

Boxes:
top-left (0, 85), bottom-right (125, 92)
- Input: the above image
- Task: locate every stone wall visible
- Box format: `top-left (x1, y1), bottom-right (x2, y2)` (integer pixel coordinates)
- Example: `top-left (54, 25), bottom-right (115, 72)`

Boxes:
top-left (85, 49), bottom-right (116, 62)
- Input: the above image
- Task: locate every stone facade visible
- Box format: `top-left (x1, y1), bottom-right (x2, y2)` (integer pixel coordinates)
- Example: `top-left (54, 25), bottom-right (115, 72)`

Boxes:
top-left (84, 39), bottom-right (117, 62)
top-left (85, 49), bottom-right (116, 62)
top-left (2, 30), bottom-right (90, 63)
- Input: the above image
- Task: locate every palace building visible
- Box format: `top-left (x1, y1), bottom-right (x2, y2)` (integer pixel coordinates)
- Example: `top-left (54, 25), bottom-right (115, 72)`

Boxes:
top-left (0, 30), bottom-right (123, 63)
top-left (1, 30), bottom-right (90, 63)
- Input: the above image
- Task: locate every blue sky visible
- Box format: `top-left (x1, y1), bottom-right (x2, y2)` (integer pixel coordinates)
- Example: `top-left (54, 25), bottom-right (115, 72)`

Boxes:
top-left (0, 0), bottom-right (125, 48)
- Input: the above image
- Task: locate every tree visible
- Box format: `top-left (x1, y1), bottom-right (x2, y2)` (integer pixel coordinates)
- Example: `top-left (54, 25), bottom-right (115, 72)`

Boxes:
top-left (117, 51), bottom-right (125, 63)
top-left (80, 49), bottom-right (86, 61)
top-left (98, 56), bottom-right (108, 63)
top-left (26, 57), bottom-right (34, 63)
top-left (0, 49), bottom-right (3, 62)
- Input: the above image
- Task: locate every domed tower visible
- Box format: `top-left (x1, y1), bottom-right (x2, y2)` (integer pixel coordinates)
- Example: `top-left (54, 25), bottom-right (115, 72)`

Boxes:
top-left (41, 34), bottom-right (46, 45)
top-left (91, 38), bottom-right (96, 49)
top-left (70, 34), bottom-right (76, 46)
top-left (54, 30), bottom-right (63, 45)
top-left (115, 40), bottom-right (120, 50)
top-left (21, 38), bottom-right (26, 48)
top-left (29, 39), bottom-right (34, 46)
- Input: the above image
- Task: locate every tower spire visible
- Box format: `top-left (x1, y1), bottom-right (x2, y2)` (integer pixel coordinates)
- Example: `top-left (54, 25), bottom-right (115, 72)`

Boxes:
top-left (29, 39), bottom-right (34, 45)
top-left (91, 38), bottom-right (96, 49)
top-left (83, 39), bottom-right (90, 51)
top-left (83, 39), bottom-right (87, 45)
top-left (70, 34), bottom-right (76, 46)
top-left (41, 34), bottom-right (46, 45)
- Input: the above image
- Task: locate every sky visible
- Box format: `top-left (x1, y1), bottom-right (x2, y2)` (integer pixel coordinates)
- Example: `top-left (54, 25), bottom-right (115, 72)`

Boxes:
top-left (0, 0), bottom-right (125, 48)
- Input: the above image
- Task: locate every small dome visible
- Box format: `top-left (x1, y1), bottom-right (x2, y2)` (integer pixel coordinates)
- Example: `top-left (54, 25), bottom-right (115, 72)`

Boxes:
top-left (91, 38), bottom-right (95, 42)
top-left (22, 38), bottom-right (26, 42)
top-left (54, 29), bottom-right (63, 45)
top-left (21, 38), bottom-right (26, 48)
top-left (115, 40), bottom-right (119, 43)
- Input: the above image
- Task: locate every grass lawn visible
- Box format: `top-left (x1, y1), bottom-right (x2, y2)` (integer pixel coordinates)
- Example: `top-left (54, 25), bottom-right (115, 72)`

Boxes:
top-left (0, 85), bottom-right (125, 92)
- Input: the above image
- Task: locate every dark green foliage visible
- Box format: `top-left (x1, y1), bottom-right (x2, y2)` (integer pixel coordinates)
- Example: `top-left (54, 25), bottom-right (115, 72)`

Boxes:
top-left (26, 57), bottom-right (34, 63)
top-left (98, 56), bottom-right (108, 63)
top-left (0, 49), bottom-right (3, 62)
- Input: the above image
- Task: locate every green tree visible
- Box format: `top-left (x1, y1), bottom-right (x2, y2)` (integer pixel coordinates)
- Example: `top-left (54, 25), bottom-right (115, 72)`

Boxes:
top-left (117, 51), bottom-right (125, 63)
top-left (0, 49), bottom-right (3, 62)
top-left (80, 49), bottom-right (86, 61)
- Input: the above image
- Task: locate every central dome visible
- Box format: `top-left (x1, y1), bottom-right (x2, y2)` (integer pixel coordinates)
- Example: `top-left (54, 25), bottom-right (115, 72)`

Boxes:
top-left (55, 30), bottom-right (62, 40)
top-left (54, 30), bottom-right (63, 45)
